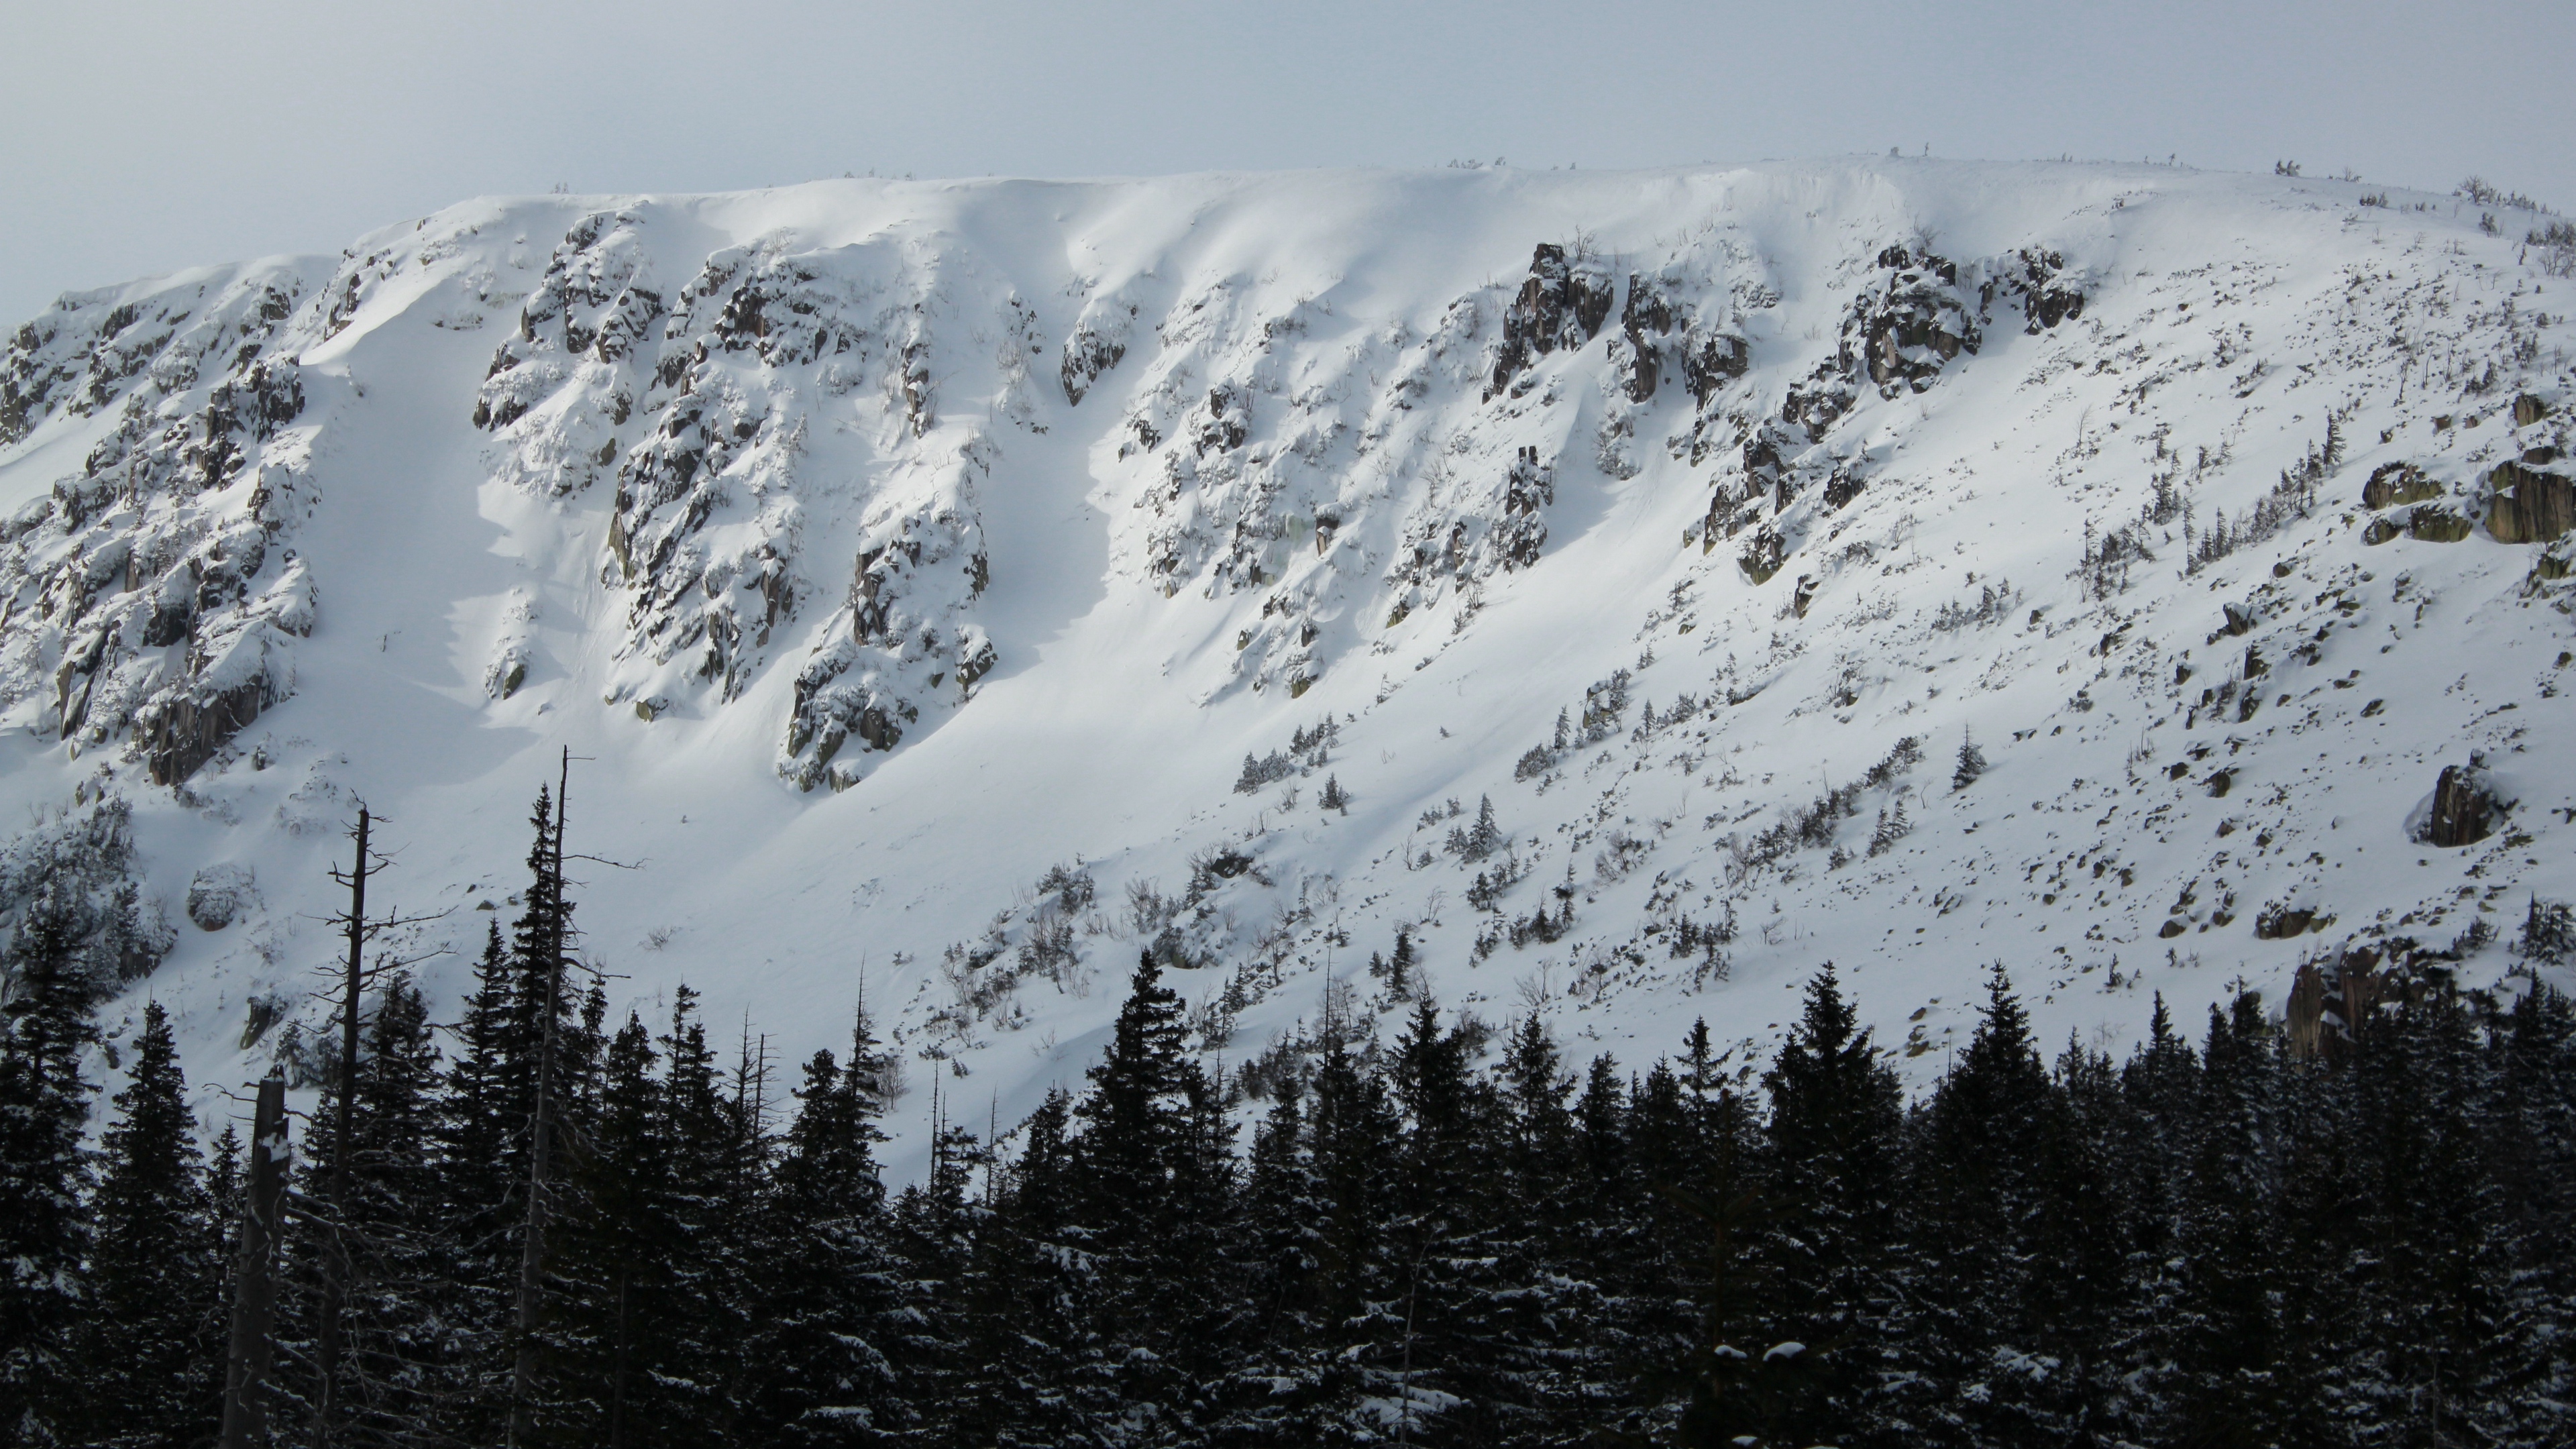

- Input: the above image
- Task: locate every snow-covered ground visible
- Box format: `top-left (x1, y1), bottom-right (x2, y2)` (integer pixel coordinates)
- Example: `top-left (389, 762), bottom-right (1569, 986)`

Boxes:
top-left (3, 158), bottom-right (2571, 1176)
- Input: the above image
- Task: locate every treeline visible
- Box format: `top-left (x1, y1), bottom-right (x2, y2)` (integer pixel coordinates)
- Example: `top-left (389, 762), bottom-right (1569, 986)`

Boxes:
top-left (3, 788), bottom-right (2575, 1446)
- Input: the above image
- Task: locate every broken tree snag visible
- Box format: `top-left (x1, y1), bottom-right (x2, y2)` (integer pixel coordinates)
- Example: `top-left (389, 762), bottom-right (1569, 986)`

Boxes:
top-left (218, 1073), bottom-right (290, 1449)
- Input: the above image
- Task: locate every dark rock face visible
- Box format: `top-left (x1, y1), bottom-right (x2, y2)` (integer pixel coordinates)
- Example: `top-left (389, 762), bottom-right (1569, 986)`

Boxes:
top-left (1980, 247), bottom-right (2086, 333)
top-left (1060, 326), bottom-right (1125, 405)
top-left (1488, 244), bottom-right (1615, 396)
top-left (1619, 273), bottom-right (1668, 401)
top-left (1195, 385), bottom-right (1250, 455)
top-left (2361, 462), bottom-right (2442, 509)
top-left (2514, 392), bottom-right (2553, 426)
top-left (1738, 525), bottom-right (1786, 585)
top-left (2425, 763), bottom-right (2494, 847)
top-left (144, 678), bottom-right (272, 786)
top-left (1680, 331), bottom-right (1750, 405)
top-left (2486, 462), bottom-right (2574, 543)
top-left (2255, 903), bottom-right (2318, 939)
top-left (2407, 506), bottom-right (2473, 543)
top-left (1849, 247), bottom-right (1980, 392)
top-left (1494, 447), bottom-right (1553, 569)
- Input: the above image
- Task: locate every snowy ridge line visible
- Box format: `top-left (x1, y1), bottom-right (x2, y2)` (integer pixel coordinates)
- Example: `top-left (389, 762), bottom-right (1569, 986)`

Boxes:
top-left (0, 158), bottom-right (2569, 1178)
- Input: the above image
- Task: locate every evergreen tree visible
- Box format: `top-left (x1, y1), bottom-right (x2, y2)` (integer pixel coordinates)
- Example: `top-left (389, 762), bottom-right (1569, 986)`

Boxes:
top-left (535, 987), bottom-right (753, 1446)
top-left (744, 1022), bottom-right (906, 1443)
top-left (2027, 1033), bottom-right (2136, 1439)
top-left (1949, 729), bottom-right (1986, 791)
top-left (2475, 983), bottom-right (2576, 1444)
top-left (655, 987), bottom-right (759, 1442)
top-left (2159, 993), bottom-right (2291, 1448)
top-left (1075, 954), bottom-right (1201, 1236)
top-left (0, 890), bottom-right (99, 1445)
top-left (1220, 1017), bottom-right (1403, 1445)
top-left (1758, 965), bottom-right (1902, 1444)
top-left (441, 920), bottom-right (519, 1231)
top-left (1387, 997), bottom-right (1485, 1438)
top-left (533, 1007), bottom-right (663, 1446)
top-left (1658, 1030), bottom-right (1794, 1449)
top-left (1219, 1077), bottom-right (1340, 1443)
top-left (918, 1092), bottom-right (1103, 1449)
top-left (1318, 774), bottom-right (1350, 814)
top-left (1386, 928), bottom-right (1415, 1000)
top-left (1892, 964), bottom-right (2055, 1446)
top-left (1446, 1014), bottom-right (1601, 1442)
top-left (321, 975), bottom-right (456, 1445)
top-left (1071, 953), bottom-right (1234, 1440)
top-left (1466, 794), bottom-right (1505, 859)
top-left (1603, 1057), bottom-right (1701, 1434)
top-left (83, 1000), bottom-right (221, 1448)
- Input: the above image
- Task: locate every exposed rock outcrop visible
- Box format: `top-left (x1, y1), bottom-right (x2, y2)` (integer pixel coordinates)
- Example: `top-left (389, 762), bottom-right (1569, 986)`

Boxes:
top-left (2486, 461), bottom-right (2574, 543)
top-left (2423, 763), bottom-right (2496, 847)
top-left (2361, 462), bottom-right (2442, 509)
top-left (1486, 243), bottom-right (1615, 398)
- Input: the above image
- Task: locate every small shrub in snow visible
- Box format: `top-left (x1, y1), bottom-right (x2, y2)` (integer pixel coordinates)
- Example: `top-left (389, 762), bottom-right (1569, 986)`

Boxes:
top-left (1952, 731), bottom-right (1988, 792)
top-left (2520, 897), bottom-right (2576, 966)
top-left (1444, 796), bottom-right (1507, 863)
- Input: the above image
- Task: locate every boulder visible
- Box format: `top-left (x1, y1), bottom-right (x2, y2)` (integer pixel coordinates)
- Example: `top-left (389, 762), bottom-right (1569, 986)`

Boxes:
top-left (2424, 763), bottom-right (2494, 847)
top-left (2255, 903), bottom-right (2316, 939)
top-left (2360, 462), bottom-right (2441, 509)
top-left (186, 863), bottom-right (258, 931)
top-left (2408, 506), bottom-right (2473, 543)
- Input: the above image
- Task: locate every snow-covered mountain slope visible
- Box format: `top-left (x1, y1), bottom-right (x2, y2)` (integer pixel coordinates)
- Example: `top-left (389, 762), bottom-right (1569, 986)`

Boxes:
top-left (5, 160), bottom-right (2572, 1172)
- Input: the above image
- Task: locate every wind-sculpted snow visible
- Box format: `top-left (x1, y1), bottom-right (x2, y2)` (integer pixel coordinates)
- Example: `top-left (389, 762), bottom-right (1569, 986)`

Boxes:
top-left (1, 162), bottom-right (2571, 1179)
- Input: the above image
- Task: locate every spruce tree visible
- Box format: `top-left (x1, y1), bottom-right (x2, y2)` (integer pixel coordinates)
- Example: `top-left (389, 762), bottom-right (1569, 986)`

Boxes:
top-left (434, 919), bottom-right (525, 1439)
top-left (1893, 964), bottom-right (2055, 1445)
top-left (325, 975), bottom-right (455, 1444)
top-left (1758, 965), bottom-right (1902, 1442)
top-left (84, 1000), bottom-right (220, 1448)
top-left (1304, 1019), bottom-right (1404, 1432)
top-left (1387, 997), bottom-right (1483, 1435)
top-left (2159, 992), bottom-right (2291, 1448)
top-left (1220, 1077), bottom-right (1338, 1442)
top-left (1659, 1035), bottom-right (1796, 1449)
top-left (1949, 729), bottom-right (1986, 791)
top-left (2027, 1032), bottom-right (2136, 1439)
top-left (915, 1091), bottom-right (1102, 1449)
top-left (745, 1023), bottom-right (904, 1443)
top-left (0, 890), bottom-right (99, 1444)
top-left (1071, 952), bottom-right (1233, 1440)
top-left (1450, 1014), bottom-right (1599, 1441)
top-left (535, 1008), bottom-right (663, 1446)
top-left (653, 985), bottom-right (758, 1443)
top-left (1076, 953), bottom-right (1200, 1234)
top-left (202, 1120), bottom-right (243, 1413)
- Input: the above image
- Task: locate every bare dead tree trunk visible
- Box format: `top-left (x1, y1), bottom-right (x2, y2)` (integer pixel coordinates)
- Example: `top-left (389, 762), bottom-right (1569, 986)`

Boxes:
top-left (507, 749), bottom-right (570, 1446)
top-left (309, 804), bottom-right (370, 1449)
top-left (219, 1073), bottom-right (290, 1449)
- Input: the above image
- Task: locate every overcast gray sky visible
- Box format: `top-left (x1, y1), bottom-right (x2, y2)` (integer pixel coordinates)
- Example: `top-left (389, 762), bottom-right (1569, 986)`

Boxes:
top-left (4, 1), bottom-right (2569, 326)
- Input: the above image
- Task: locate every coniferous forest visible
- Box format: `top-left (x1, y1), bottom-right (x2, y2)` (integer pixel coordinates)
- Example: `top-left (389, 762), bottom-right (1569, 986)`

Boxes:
top-left (5, 788), bottom-right (2575, 1448)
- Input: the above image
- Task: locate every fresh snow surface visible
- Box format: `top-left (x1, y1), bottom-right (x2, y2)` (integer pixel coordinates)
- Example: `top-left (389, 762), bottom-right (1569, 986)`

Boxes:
top-left (3, 159), bottom-right (2571, 1178)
